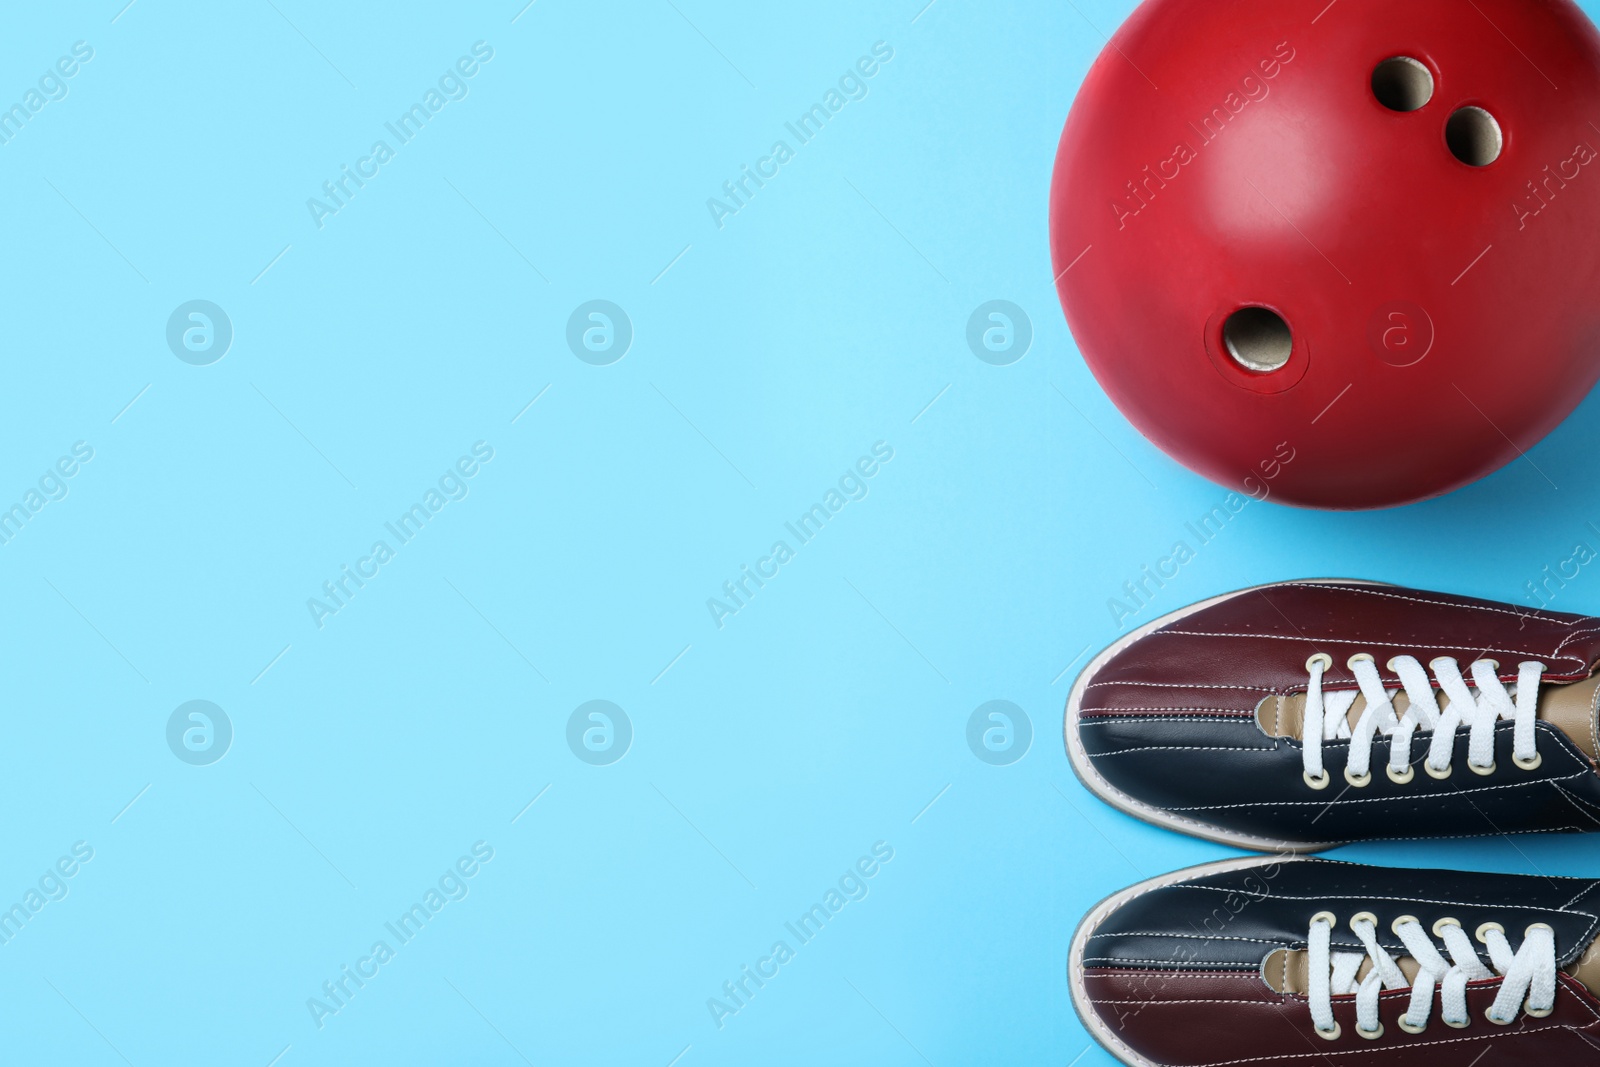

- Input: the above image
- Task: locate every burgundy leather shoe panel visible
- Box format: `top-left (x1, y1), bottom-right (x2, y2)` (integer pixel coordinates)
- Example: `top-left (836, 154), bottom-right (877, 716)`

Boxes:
top-left (1082, 582), bottom-right (1600, 721)
top-left (1081, 970), bottom-right (1600, 1065)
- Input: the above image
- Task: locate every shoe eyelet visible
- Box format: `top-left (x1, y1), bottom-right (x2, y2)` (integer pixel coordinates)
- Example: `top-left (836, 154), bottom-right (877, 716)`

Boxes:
top-left (1347, 653), bottom-right (1376, 669)
top-left (1304, 769), bottom-right (1332, 790)
top-left (1526, 1002), bottom-right (1554, 1019)
top-left (1469, 760), bottom-right (1498, 777)
top-left (1514, 752), bottom-right (1543, 771)
top-left (1486, 1007), bottom-right (1514, 1027)
top-left (1306, 653), bottom-right (1334, 672)
top-left (1476, 922), bottom-right (1506, 944)
top-left (1345, 767), bottom-right (1373, 788)
top-left (1384, 656), bottom-right (1404, 671)
top-left (1350, 911), bottom-right (1380, 931)
top-left (1311, 911), bottom-right (1338, 928)
top-left (1425, 762), bottom-right (1453, 780)
top-left (1443, 1014), bottom-right (1472, 1029)
top-left (1432, 917), bottom-right (1462, 938)
top-left (1387, 764), bottom-right (1415, 784)
top-left (1316, 1022), bottom-right (1343, 1041)
top-left (1356, 1021), bottom-right (1384, 1040)
top-left (1477, 658), bottom-right (1500, 672)
top-left (1397, 1015), bottom-right (1427, 1035)
top-left (1390, 914), bottom-right (1420, 936)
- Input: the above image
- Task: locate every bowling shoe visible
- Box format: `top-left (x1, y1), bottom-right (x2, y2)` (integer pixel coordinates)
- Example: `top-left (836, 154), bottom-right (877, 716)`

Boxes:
top-left (1071, 856), bottom-right (1600, 1066)
top-left (1066, 580), bottom-right (1600, 851)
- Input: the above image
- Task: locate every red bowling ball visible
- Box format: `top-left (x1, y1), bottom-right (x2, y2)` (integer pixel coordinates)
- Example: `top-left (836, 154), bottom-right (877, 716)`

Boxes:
top-left (1051, 0), bottom-right (1600, 509)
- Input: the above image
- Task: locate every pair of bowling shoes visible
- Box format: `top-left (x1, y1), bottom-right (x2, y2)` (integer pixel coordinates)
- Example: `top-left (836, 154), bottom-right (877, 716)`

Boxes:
top-left (1066, 580), bottom-right (1600, 1065)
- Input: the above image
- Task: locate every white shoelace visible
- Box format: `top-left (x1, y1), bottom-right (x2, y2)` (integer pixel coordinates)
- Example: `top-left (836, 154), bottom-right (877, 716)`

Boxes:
top-left (1301, 654), bottom-right (1545, 788)
top-left (1307, 912), bottom-right (1556, 1039)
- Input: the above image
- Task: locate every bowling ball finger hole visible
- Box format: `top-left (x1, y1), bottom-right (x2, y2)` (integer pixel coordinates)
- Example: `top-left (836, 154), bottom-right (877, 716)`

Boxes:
top-left (1446, 106), bottom-right (1503, 166)
top-left (1371, 57), bottom-right (1434, 112)
top-left (1222, 308), bottom-right (1293, 373)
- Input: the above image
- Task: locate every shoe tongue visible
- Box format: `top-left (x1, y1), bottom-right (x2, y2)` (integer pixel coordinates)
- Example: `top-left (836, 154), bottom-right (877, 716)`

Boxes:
top-left (1571, 945), bottom-right (1600, 996)
top-left (1258, 674), bottom-right (1600, 759)
top-left (1536, 674), bottom-right (1600, 760)
top-left (1264, 947), bottom-right (1600, 998)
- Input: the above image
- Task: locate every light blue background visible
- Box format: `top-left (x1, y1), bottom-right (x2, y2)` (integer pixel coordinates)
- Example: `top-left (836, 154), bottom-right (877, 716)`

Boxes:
top-left (3, 1), bottom-right (1600, 1064)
